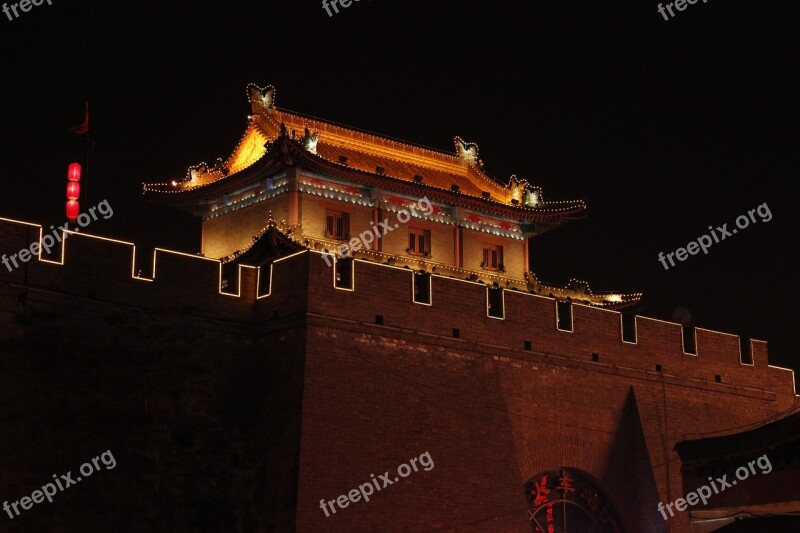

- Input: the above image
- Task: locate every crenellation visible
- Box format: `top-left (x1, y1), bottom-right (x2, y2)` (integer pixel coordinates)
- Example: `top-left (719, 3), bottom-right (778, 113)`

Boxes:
top-left (695, 327), bottom-right (740, 365)
top-left (0, 215), bottom-right (795, 398)
top-left (752, 338), bottom-right (770, 368)
top-left (152, 248), bottom-right (219, 287)
top-left (300, 252), bottom-right (795, 395)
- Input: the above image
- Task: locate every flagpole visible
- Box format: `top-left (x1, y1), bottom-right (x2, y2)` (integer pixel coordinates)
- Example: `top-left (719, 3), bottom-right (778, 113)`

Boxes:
top-left (85, 105), bottom-right (90, 209)
top-left (84, 101), bottom-right (90, 210)
top-left (68, 101), bottom-right (90, 226)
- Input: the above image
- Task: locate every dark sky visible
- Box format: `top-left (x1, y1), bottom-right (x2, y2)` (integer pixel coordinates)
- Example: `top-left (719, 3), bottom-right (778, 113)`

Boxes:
top-left (1, 1), bottom-right (797, 376)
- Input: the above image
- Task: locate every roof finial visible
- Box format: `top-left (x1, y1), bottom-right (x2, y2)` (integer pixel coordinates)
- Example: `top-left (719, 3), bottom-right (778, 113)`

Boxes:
top-left (301, 127), bottom-right (319, 154)
top-left (246, 83), bottom-right (276, 115)
top-left (454, 136), bottom-right (481, 168)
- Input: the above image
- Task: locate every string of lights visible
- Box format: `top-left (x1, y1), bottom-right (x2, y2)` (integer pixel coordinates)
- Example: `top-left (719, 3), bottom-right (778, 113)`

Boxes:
top-left (147, 82), bottom-right (588, 216)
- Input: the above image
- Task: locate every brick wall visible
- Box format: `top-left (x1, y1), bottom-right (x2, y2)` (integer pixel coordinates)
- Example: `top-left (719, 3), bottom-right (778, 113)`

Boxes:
top-left (0, 216), bottom-right (796, 532)
top-left (299, 253), bottom-right (796, 532)
top-left (0, 219), bottom-right (311, 531)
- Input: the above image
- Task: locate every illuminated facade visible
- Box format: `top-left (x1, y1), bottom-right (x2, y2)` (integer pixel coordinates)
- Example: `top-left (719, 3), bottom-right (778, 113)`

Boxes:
top-left (144, 84), bottom-right (641, 309)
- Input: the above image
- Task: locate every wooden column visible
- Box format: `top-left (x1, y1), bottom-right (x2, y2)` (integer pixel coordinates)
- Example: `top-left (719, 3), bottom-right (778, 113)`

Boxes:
top-left (454, 226), bottom-right (462, 267)
top-left (372, 188), bottom-right (381, 251)
top-left (524, 237), bottom-right (530, 273)
top-left (286, 168), bottom-right (299, 227)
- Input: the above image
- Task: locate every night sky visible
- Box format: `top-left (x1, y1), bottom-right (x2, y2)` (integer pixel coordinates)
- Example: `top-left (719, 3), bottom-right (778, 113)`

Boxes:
top-left (1, 1), bottom-right (797, 377)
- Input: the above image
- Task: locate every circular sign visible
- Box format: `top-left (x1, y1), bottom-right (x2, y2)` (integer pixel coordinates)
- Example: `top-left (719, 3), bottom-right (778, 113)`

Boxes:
top-left (524, 468), bottom-right (625, 533)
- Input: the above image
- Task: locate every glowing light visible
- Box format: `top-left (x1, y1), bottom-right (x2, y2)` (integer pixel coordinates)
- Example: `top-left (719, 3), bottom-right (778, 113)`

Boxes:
top-left (67, 181), bottom-right (80, 201)
top-left (67, 162), bottom-right (81, 182)
top-left (66, 200), bottom-right (79, 221)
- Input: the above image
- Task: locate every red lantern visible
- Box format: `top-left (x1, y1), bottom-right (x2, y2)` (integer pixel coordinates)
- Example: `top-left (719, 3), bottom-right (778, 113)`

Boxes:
top-left (66, 200), bottom-right (80, 221)
top-left (68, 162), bottom-right (82, 182)
top-left (66, 181), bottom-right (81, 201)
top-left (66, 162), bottom-right (82, 221)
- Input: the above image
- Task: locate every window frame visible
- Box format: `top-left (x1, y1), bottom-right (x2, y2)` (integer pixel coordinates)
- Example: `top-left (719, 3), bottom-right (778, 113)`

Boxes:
top-left (407, 228), bottom-right (432, 257)
top-left (481, 244), bottom-right (504, 271)
top-left (325, 209), bottom-right (350, 241)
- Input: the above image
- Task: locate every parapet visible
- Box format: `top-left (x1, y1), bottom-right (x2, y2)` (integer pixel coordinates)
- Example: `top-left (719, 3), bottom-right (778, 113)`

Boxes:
top-left (304, 249), bottom-right (796, 399)
top-left (0, 216), bottom-right (795, 398)
top-left (0, 216), bottom-right (304, 323)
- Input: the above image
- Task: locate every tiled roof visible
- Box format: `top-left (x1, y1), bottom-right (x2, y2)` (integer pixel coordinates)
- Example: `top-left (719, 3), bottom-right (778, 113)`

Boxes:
top-left (258, 109), bottom-right (511, 201)
top-left (143, 84), bottom-right (587, 216)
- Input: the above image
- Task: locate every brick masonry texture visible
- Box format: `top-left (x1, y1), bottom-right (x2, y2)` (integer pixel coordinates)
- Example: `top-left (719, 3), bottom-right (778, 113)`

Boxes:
top-left (0, 217), bottom-right (796, 532)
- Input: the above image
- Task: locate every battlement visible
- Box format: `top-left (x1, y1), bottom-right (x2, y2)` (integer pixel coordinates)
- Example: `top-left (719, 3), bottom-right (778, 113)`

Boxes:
top-left (0, 216), bottom-right (795, 398)
top-left (305, 251), bottom-right (796, 399)
top-left (0, 216), bottom-right (305, 324)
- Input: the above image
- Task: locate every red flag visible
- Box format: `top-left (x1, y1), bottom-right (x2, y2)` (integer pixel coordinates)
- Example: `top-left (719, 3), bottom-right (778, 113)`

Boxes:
top-left (70, 102), bottom-right (89, 134)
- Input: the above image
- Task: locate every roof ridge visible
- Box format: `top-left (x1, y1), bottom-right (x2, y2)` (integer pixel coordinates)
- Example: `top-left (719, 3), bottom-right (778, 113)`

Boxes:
top-left (274, 106), bottom-right (460, 159)
top-left (270, 108), bottom-right (519, 195)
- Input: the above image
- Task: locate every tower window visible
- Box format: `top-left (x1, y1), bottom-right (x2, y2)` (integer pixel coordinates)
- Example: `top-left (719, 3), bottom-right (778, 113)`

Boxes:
top-left (408, 229), bottom-right (431, 256)
top-left (325, 210), bottom-right (349, 240)
top-left (481, 245), bottom-right (504, 271)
